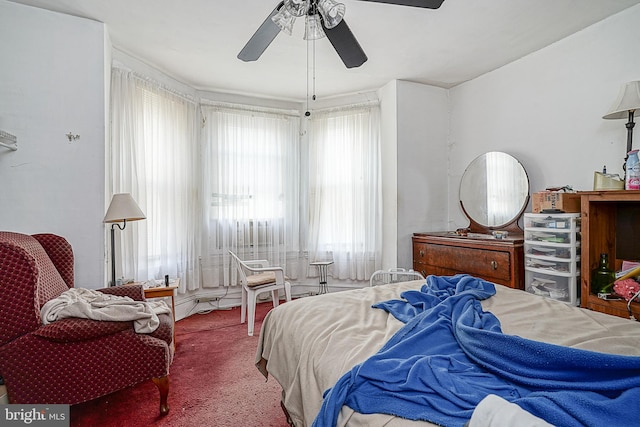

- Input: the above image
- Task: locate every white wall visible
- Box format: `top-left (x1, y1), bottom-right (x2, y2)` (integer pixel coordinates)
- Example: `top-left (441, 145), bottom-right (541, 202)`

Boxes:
top-left (396, 81), bottom-right (449, 268)
top-left (379, 81), bottom-right (399, 269)
top-left (0, 1), bottom-right (107, 288)
top-left (378, 80), bottom-right (449, 270)
top-left (447, 4), bottom-right (640, 230)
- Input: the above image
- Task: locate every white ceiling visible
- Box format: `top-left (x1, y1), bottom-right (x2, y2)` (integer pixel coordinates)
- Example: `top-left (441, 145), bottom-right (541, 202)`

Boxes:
top-left (8, 0), bottom-right (640, 101)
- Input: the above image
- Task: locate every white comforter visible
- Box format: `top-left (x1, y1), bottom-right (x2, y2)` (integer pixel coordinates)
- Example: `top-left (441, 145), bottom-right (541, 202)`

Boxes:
top-left (41, 288), bottom-right (171, 333)
top-left (256, 280), bottom-right (640, 427)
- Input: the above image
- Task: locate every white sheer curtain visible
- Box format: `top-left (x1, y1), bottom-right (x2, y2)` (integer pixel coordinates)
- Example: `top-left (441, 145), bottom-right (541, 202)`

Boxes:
top-left (109, 68), bottom-right (201, 293)
top-left (200, 103), bottom-right (301, 288)
top-left (308, 104), bottom-right (382, 280)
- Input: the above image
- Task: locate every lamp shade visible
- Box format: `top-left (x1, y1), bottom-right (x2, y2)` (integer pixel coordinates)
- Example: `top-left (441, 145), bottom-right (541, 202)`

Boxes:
top-left (318, 0), bottom-right (345, 29)
top-left (272, 4), bottom-right (296, 36)
top-left (304, 14), bottom-right (326, 40)
top-left (603, 81), bottom-right (640, 120)
top-left (103, 193), bottom-right (146, 223)
top-left (284, 0), bottom-right (309, 17)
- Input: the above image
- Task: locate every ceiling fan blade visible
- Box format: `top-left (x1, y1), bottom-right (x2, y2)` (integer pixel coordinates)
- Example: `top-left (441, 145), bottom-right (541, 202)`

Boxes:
top-left (322, 18), bottom-right (368, 69)
top-left (356, 0), bottom-right (445, 9)
top-left (238, 2), bottom-right (284, 62)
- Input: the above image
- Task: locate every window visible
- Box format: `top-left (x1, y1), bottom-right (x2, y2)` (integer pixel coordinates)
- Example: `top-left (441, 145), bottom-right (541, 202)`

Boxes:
top-left (111, 69), bottom-right (382, 290)
top-left (109, 68), bottom-right (200, 292)
top-left (200, 104), bottom-right (300, 287)
top-left (308, 105), bottom-right (382, 280)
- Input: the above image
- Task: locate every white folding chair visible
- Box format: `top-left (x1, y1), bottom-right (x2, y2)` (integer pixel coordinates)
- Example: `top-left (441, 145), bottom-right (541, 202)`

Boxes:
top-left (229, 251), bottom-right (292, 336)
top-left (369, 268), bottom-right (425, 287)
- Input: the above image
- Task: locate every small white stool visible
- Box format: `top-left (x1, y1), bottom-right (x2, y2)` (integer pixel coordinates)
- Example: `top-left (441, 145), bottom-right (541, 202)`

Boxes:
top-left (310, 261), bottom-right (333, 294)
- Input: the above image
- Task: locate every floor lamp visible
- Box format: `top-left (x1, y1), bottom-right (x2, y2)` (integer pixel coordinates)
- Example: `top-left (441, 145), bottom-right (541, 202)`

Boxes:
top-left (603, 81), bottom-right (640, 172)
top-left (103, 193), bottom-right (146, 286)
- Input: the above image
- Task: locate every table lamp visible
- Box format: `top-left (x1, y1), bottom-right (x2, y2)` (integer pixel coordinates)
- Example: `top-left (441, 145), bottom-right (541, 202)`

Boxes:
top-left (103, 193), bottom-right (146, 286)
top-left (603, 81), bottom-right (640, 170)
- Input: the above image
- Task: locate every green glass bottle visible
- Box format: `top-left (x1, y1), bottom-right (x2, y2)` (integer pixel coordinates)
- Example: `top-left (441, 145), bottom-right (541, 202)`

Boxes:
top-left (591, 253), bottom-right (615, 295)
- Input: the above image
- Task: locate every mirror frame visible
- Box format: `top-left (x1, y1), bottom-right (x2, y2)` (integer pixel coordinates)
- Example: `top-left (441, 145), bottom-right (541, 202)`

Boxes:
top-left (459, 152), bottom-right (530, 235)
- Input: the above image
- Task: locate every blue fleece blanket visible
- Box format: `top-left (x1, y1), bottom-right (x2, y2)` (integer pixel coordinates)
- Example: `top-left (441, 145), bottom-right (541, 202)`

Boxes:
top-left (312, 275), bottom-right (640, 427)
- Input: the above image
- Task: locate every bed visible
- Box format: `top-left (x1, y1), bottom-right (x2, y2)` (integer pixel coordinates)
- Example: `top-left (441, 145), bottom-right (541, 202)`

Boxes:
top-left (255, 275), bottom-right (640, 427)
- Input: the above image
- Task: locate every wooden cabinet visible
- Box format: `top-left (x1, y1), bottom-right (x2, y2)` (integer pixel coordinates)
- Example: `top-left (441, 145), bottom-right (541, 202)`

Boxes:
top-left (412, 232), bottom-right (525, 289)
top-left (580, 190), bottom-right (640, 319)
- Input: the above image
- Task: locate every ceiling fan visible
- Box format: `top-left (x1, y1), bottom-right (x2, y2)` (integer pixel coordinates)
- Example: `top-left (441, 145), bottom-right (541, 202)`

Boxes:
top-left (238, 0), bottom-right (445, 69)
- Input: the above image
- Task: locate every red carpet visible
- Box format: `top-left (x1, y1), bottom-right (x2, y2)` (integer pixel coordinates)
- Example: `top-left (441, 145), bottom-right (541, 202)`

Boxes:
top-left (70, 303), bottom-right (289, 427)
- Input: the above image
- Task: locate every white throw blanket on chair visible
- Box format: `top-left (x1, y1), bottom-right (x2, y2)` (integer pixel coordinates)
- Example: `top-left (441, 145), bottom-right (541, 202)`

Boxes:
top-left (41, 288), bottom-right (171, 333)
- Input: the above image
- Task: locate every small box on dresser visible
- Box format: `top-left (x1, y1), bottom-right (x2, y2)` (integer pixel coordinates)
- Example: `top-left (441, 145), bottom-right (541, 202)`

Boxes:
top-left (531, 192), bottom-right (581, 213)
top-left (524, 213), bottom-right (581, 305)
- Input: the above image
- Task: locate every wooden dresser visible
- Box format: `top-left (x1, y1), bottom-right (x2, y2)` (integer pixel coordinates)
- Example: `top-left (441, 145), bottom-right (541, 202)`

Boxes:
top-left (412, 232), bottom-right (525, 289)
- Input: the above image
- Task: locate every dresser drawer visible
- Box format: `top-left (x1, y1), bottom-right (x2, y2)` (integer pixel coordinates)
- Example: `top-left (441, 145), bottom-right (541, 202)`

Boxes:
top-left (424, 243), bottom-right (512, 282)
top-left (413, 242), bottom-right (429, 262)
top-left (412, 232), bottom-right (524, 289)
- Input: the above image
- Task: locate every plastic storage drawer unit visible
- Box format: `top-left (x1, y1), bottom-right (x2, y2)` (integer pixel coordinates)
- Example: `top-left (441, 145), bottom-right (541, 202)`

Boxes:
top-left (524, 213), bottom-right (581, 305)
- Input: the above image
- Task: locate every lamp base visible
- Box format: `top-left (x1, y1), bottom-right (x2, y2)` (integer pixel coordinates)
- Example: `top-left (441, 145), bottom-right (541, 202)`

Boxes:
top-left (623, 111), bottom-right (636, 174)
top-left (110, 226), bottom-right (116, 286)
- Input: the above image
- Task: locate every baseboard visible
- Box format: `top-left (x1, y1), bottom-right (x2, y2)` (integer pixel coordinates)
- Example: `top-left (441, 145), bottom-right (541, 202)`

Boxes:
top-left (0, 384), bottom-right (8, 404)
top-left (174, 281), bottom-right (370, 321)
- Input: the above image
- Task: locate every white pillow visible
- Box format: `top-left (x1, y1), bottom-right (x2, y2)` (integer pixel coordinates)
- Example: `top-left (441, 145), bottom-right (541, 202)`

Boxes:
top-left (467, 395), bottom-right (555, 427)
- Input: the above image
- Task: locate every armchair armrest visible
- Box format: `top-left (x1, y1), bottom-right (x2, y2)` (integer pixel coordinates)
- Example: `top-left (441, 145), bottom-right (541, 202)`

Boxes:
top-left (228, 251), bottom-right (288, 287)
top-left (99, 284), bottom-right (145, 301)
top-left (33, 318), bottom-right (131, 343)
top-left (242, 260), bottom-right (287, 282)
top-left (243, 259), bottom-right (270, 268)
top-left (248, 266), bottom-right (286, 284)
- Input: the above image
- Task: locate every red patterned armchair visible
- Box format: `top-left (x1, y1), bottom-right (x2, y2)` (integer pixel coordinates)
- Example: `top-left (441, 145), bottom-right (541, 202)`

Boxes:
top-left (0, 232), bottom-right (174, 415)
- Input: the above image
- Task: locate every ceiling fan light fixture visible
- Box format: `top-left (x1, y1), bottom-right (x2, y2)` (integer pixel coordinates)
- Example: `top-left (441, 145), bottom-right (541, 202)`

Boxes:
top-left (241, 0), bottom-right (444, 67)
top-left (272, 5), bottom-right (296, 35)
top-left (284, 0), bottom-right (310, 17)
top-left (304, 13), bottom-right (326, 40)
top-left (317, 0), bottom-right (345, 29)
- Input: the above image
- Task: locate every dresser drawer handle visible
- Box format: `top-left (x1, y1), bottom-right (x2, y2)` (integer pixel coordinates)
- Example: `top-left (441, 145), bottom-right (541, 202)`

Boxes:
top-left (491, 260), bottom-right (498, 270)
top-left (419, 250), bottom-right (425, 257)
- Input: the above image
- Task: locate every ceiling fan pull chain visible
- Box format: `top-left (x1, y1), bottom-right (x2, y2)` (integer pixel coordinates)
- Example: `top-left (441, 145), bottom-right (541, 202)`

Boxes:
top-left (312, 36), bottom-right (317, 102)
top-left (305, 36), bottom-right (311, 116)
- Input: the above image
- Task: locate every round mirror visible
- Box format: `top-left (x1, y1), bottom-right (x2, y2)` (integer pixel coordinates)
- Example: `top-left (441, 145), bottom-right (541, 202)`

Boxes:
top-left (459, 152), bottom-right (529, 233)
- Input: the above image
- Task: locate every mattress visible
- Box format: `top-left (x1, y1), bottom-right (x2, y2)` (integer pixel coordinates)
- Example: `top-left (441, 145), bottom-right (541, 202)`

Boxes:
top-left (255, 279), bottom-right (640, 427)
